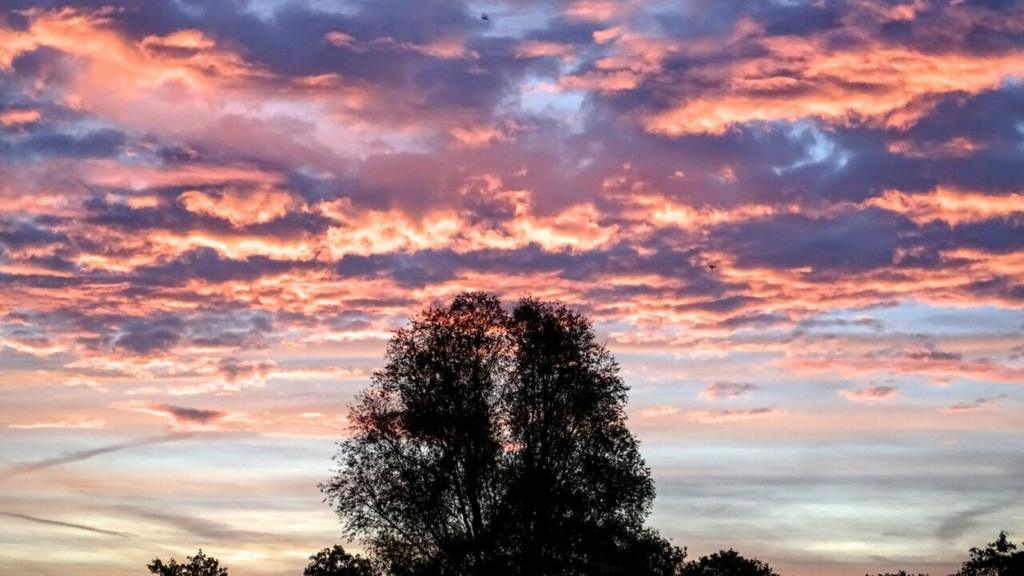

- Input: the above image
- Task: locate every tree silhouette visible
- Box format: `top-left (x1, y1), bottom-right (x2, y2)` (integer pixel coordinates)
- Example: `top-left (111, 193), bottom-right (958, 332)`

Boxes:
top-left (679, 549), bottom-right (778, 576)
top-left (322, 292), bottom-right (682, 576)
top-left (952, 532), bottom-right (1024, 576)
top-left (147, 549), bottom-right (228, 576)
top-left (305, 545), bottom-right (377, 576)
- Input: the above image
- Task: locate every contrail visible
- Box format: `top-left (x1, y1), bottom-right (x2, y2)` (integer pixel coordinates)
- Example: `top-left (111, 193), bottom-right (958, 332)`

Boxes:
top-left (0, 432), bottom-right (192, 481)
top-left (0, 511), bottom-right (137, 538)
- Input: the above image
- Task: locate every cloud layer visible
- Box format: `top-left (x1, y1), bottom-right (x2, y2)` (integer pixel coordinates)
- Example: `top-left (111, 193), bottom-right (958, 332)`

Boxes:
top-left (1, 1), bottom-right (1022, 575)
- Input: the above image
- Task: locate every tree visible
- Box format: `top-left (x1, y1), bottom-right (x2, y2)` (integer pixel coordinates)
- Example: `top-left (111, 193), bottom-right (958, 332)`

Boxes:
top-left (497, 297), bottom-right (667, 576)
top-left (305, 545), bottom-right (377, 576)
top-left (679, 549), bottom-right (778, 576)
top-left (951, 532), bottom-right (1024, 576)
top-left (147, 549), bottom-right (228, 576)
top-left (322, 292), bottom-right (682, 576)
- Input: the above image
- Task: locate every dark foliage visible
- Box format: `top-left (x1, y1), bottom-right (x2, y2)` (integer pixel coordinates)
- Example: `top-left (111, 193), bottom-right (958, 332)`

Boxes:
top-left (304, 545), bottom-right (378, 576)
top-left (147, 549), bottom-right (228, 576)
top-left (679, 549), bottom-right (779, 576)
top-left (870, 532), bottom-right (1024, 576)
top-left (951, 532), bottom-right (1024, 576)
top-left (322, 292), bottom-right (681, 576)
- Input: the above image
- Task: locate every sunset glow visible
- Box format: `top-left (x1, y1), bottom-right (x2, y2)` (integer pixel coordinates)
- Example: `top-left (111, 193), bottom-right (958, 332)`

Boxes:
top-left (1, 1), bottom-right (1023, 575)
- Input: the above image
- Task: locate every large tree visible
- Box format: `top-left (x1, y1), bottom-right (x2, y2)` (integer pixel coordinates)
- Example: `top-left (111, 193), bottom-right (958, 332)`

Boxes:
top-left (323, 292), bottom-right (680, 576)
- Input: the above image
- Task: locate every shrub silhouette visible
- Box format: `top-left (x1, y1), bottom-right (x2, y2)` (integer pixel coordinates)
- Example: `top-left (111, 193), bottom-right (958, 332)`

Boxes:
top-left (147, 549), bottom-right (227, 576)
top-left (322, 292), bottom-right (682, 576)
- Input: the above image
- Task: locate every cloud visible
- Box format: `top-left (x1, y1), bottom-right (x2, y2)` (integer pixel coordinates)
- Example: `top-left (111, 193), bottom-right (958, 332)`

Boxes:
top-left (688, 407), bottom-right (783, 424)
top-left (0, 108), bottom-right (41, 127)
top-left (113, 317), bottom-right (184, 356)
top-left (5, 127), bottom-right (126, 160)
top-left (699, 382), bottom-right (758, 401)
top-left (1, 1), bottom-right (1023, 572)
top-left (217, 357), bottom-right (276, 385)
top-left (0, 511), bottom-right (136, 538)
top-left (626, 6), bottom-right (1024, 136)
top-left (115, 401), bottom-right (227, 427)
top-left (867, 188), bottom-right (1024, 226)
top-left (712, 209), bottom-right (913, 272)
top-left (177, 188), bottom-right (297, 228)
top-left (0, 221), bottom-right (66, 249)
top-left (0, 433), bottom-right (190, 481)
top-left (8, 416), bottom-right (105, 429)
top-left (840, 385), bottom-right (901, 403)
top-left (941, 395), bottom-right (1008, 414)
top-left (637, 405), bottom-right (680, 418)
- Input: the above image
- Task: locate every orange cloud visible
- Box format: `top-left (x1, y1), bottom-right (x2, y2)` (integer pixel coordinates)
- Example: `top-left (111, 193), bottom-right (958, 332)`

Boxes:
top-left (865, 188), bottom-right (1024, 226)
top-left (887, 136), bottom-right (982, 158)
top-left (515, 40), bottom-right (575, 62)
top-left (643, 37), bottom-right (1024, 135)
top-left (563, 0), bottom-right (633, 23)
top-left (0, 109), bottom-right (41, 126)
top-left (449, 124), bottom-right (509, 149)
top-left (178, 188), bottom-right (296, 227)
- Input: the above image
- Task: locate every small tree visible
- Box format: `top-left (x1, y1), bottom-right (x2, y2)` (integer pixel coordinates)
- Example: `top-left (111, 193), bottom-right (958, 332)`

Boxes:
top-left (147, 549), bottom-right (227, 576)
top-left (952, 532), bottom-right (1024, 576)
top-left (679, 549), bottom-right (778, 576)
top-left (304, 545), bottom-right (377, 576)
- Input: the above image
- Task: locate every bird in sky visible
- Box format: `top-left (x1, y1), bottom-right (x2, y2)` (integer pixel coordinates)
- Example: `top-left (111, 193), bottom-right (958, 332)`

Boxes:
top-left (481, 13), bottom-right (490, 21)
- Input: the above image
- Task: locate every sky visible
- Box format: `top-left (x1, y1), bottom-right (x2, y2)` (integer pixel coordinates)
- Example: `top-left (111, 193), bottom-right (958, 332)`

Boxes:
top-left (0, 0), bottom-right (1022, 574)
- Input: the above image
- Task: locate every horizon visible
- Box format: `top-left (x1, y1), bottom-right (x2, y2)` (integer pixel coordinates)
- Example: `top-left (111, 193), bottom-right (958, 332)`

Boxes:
top-left (1, 1), bottom-right (1023, 575)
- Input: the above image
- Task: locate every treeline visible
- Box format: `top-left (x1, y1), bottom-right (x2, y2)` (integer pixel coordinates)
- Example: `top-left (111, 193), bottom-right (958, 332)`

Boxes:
top-left (147, 532), bottom-right (1024, 576)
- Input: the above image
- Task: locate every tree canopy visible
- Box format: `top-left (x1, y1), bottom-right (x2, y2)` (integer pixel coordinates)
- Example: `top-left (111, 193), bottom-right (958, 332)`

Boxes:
top-left (304, 545), bottom-right (378, 576)
top-left (679, 549), bottom-right (779, 576)
top-left (147, 549), bottom-right (228, 576)
top-left (951, 532), bottom-right (1024, 576)
top-left (869, 532), bottom-right (1024, 576)
top-left (322, 292), bottom-right (679, 576)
